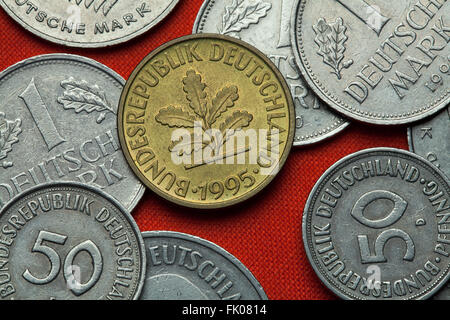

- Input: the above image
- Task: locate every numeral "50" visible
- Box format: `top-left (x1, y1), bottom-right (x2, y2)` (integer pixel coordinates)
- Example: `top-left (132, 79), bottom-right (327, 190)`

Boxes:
top-left (23, 231), bottom-right (103, 296)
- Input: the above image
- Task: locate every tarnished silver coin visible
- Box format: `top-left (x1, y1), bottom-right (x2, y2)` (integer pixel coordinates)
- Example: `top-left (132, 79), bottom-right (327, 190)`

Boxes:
top-left (0, 182), bottom-right (146, 300)
top-left (193, 0), bottom-right (349, 146)
top-left (0, 54), bottom-right (144, 211)
top-left (292, 0), bottom-right (449, 125)
top-left (408, 106), bottom-right (449, 178)
top-left (408, 106), bottom-right (450, 300)
top-left (303, 148), bottom-right (450, 300)
top-left (140, 231), bottom-right (268, 300)
top-left (0, 0), bottom-right (179, 47)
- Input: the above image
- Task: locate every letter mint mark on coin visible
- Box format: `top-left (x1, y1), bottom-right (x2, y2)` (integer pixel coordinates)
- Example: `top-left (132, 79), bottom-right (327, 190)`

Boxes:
top-left (303, 148), bottom-right (450, 300)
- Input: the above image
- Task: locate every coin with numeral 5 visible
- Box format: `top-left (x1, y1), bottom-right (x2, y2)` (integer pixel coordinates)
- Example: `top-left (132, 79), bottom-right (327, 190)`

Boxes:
top-left (303, 148), bottom-right (450, 300)
top-left (291, 0), bottom-right (449, 125)
top-left (0, 182), bottom-right (146, 300)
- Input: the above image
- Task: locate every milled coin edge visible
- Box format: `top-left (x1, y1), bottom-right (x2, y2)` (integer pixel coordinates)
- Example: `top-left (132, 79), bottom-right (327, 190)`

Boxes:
top-left (302, 147), bottom-right (450, 300)
top-left (118, 33), bottom-right (295, 209)
top-left (0, 181), bottom-right (147, 300)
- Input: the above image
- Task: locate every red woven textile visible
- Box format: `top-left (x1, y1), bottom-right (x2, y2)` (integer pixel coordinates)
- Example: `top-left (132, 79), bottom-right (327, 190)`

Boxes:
top-left (0, 0), bottom-right (408, 300)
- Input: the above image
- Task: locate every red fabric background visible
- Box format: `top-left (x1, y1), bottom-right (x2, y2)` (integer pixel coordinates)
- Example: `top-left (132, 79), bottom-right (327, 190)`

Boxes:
top-left (0, 0), bottom-right (409, 300)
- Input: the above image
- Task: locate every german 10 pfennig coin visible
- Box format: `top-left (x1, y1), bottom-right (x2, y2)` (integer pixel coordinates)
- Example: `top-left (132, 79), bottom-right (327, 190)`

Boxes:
top-left (292, 0), bottom-right (450, 125)
top-left (408, 106), bottom-right (449, 178)
top-left (140, 231), bottom-right (268, 300)
top-left (0, 54), bottom-right (145, 211)
top-left (0, 0), bottom-right (180, 47)
top-left (303, 148), bottom-right (450, 300)
top-left (193, 0), bottom-right (349, 146)
top-left (0, 182), bottom-right (146, 300)
top-left (118, 34), bottom-right (295, 209)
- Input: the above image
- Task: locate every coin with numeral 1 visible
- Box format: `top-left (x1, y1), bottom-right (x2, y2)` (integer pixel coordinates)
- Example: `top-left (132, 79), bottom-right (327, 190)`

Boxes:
top-left (193, 0), bottom-right (349, 146)
top-left (0, 182), bottom-right (146, 300)
top-left (408, 106), bottom-right (450, 178)
top-left (140, 231), bottom-right (268, 300)
top-left (303, 148), bottom-right (450, 300)
top-left (292, 0), bottom-right (449, 125)
top-left (0, 54), bottom-right (144, 211)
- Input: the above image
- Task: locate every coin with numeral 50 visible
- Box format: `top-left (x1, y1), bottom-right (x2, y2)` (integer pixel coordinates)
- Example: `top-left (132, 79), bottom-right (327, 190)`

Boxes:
top-left (0, 183), bottom-right (146, 300)
top-left (303, 148), bottom-right (450, 300)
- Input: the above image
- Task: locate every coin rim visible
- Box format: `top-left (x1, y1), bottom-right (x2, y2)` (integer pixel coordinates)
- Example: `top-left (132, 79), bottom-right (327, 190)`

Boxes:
top-left (0, 0), bottom-right (180, 48)
top-left (191, 0), bottom-right (351, 147)
top-left (302, 147), bottom-right (450, 300)
top-left (291, 0), bottom-right (450, 125)
top-left (118, 33), bottom-right (295, 209)
top-left (0, 181), bottom-right (147, 300)
top-left (0, 53), bottom-right (146, 212)
top-left (141, 230), bottom-right (268, 300)
top-left (406, 109), bottom-right (450, 181)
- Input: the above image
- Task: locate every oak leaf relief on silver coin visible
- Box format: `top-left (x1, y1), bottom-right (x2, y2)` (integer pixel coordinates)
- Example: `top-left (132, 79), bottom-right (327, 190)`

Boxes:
top-left (0, 112), bottom-right (22, 169)
top-left (217, 0), bottom-right (272, 37)
top-left (155, 69), bottom-right (253, 162)
top-left (57, 77), bottom-right (115, 124)
top-left (312, 17), bottom-right (354, 80)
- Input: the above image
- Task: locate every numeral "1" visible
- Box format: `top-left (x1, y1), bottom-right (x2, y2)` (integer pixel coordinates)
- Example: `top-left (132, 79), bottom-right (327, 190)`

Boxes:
top-left (336, 0), bottom-right (390, 35)
top-left (277, 0), bottom-right (291, 48)
top-left (19, 78), bottom-right (65, 151)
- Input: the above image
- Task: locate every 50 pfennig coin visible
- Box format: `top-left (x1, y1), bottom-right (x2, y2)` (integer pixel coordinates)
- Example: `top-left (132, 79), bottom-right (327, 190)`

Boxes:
top-left (303, 148), bottom-right (450, 300)
top-left (0, 182), bottom-right (146, 300)
top-left (118, 34), bottom-right (295, 209)
top-left (292, 0), bottom-right (449, 125)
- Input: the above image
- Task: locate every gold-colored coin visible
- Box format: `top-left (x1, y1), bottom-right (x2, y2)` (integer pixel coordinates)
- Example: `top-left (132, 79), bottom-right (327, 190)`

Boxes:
top-left (118, 34), bottom-right (294, 209)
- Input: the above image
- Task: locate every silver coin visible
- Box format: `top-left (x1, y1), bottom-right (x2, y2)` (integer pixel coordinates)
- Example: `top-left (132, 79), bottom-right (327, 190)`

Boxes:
top-left (193, 0), bottom-right (349, 146)
top-left (0, 54), bottom-right (144, 211)
top-left (0, 182), bottom-right (146, 300)
top-left (0, 0), bottom-right (179, 47)
top-left (292, 0), bottom-right (450, 125)
top-left (140, 231), bottom-right (268, 300)
top-left (408, 106), bottom-right (450, 300)
top-left (408, 106), bottom-right (449, 178)
top-left (303, 148), bottom-right (450, 300)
